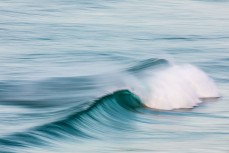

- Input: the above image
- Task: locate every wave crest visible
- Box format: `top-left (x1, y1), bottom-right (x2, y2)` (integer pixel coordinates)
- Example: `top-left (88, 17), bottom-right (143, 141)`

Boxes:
top-left (142, 64), bottom-right (219, 110)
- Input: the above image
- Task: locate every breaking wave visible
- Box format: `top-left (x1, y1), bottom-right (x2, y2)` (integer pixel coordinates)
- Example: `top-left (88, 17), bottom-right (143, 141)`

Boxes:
top-left (0, 58), bottom-right (219, 152)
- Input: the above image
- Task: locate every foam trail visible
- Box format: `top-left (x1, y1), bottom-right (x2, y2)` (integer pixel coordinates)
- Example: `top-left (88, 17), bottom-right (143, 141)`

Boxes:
top-left (142, 64), bottom-right (219, 110)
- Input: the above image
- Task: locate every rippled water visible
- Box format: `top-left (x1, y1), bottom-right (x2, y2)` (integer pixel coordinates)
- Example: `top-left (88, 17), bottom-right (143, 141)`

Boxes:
top-left (0, 0), bottom-right (229, 153)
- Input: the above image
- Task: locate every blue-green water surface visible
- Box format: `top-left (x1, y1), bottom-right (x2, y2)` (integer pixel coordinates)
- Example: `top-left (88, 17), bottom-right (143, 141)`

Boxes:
top-left (0, 0), bottom-right (229, 153)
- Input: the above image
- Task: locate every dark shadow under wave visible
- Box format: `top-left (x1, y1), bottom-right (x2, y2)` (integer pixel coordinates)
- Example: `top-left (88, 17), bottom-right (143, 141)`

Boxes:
top-left (0, 90), bottom-right (144, 150)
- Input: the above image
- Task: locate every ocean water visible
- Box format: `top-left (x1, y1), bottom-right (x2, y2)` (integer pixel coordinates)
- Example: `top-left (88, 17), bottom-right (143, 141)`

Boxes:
top-left (0, 0), bottom-right (229, 153)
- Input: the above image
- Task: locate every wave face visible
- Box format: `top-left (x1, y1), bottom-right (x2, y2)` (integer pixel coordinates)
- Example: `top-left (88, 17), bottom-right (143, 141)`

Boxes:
top-left (0, 90), bottom-right (143, 150)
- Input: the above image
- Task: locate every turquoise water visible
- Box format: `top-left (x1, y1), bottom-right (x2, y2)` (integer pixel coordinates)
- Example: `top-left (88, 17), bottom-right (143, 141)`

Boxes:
top-left (0, 0), bottom-right (229, 152)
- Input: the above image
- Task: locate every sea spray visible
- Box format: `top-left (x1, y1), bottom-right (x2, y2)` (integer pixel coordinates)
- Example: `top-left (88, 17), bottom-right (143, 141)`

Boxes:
top-left (142, 64), bottom-right (219, 110)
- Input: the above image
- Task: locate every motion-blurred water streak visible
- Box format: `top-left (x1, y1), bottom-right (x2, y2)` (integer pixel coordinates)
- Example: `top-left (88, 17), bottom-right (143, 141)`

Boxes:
top-left (0, 0), bottom-right (229, 153)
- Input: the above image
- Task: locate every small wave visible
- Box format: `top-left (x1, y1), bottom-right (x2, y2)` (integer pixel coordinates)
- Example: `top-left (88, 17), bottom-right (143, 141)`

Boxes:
top-left (127, 58), bottom-right (169, 73)
top-left (0, 59), bottom-right (220, 152)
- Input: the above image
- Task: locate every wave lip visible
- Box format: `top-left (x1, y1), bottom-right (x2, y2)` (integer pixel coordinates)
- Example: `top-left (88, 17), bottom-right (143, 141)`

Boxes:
top-left (143, 64), bottom-right (219, 110)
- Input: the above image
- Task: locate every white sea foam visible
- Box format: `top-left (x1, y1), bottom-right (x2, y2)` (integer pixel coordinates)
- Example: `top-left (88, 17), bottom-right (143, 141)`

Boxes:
top-left (142, 64), bottom-right (219, 110)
